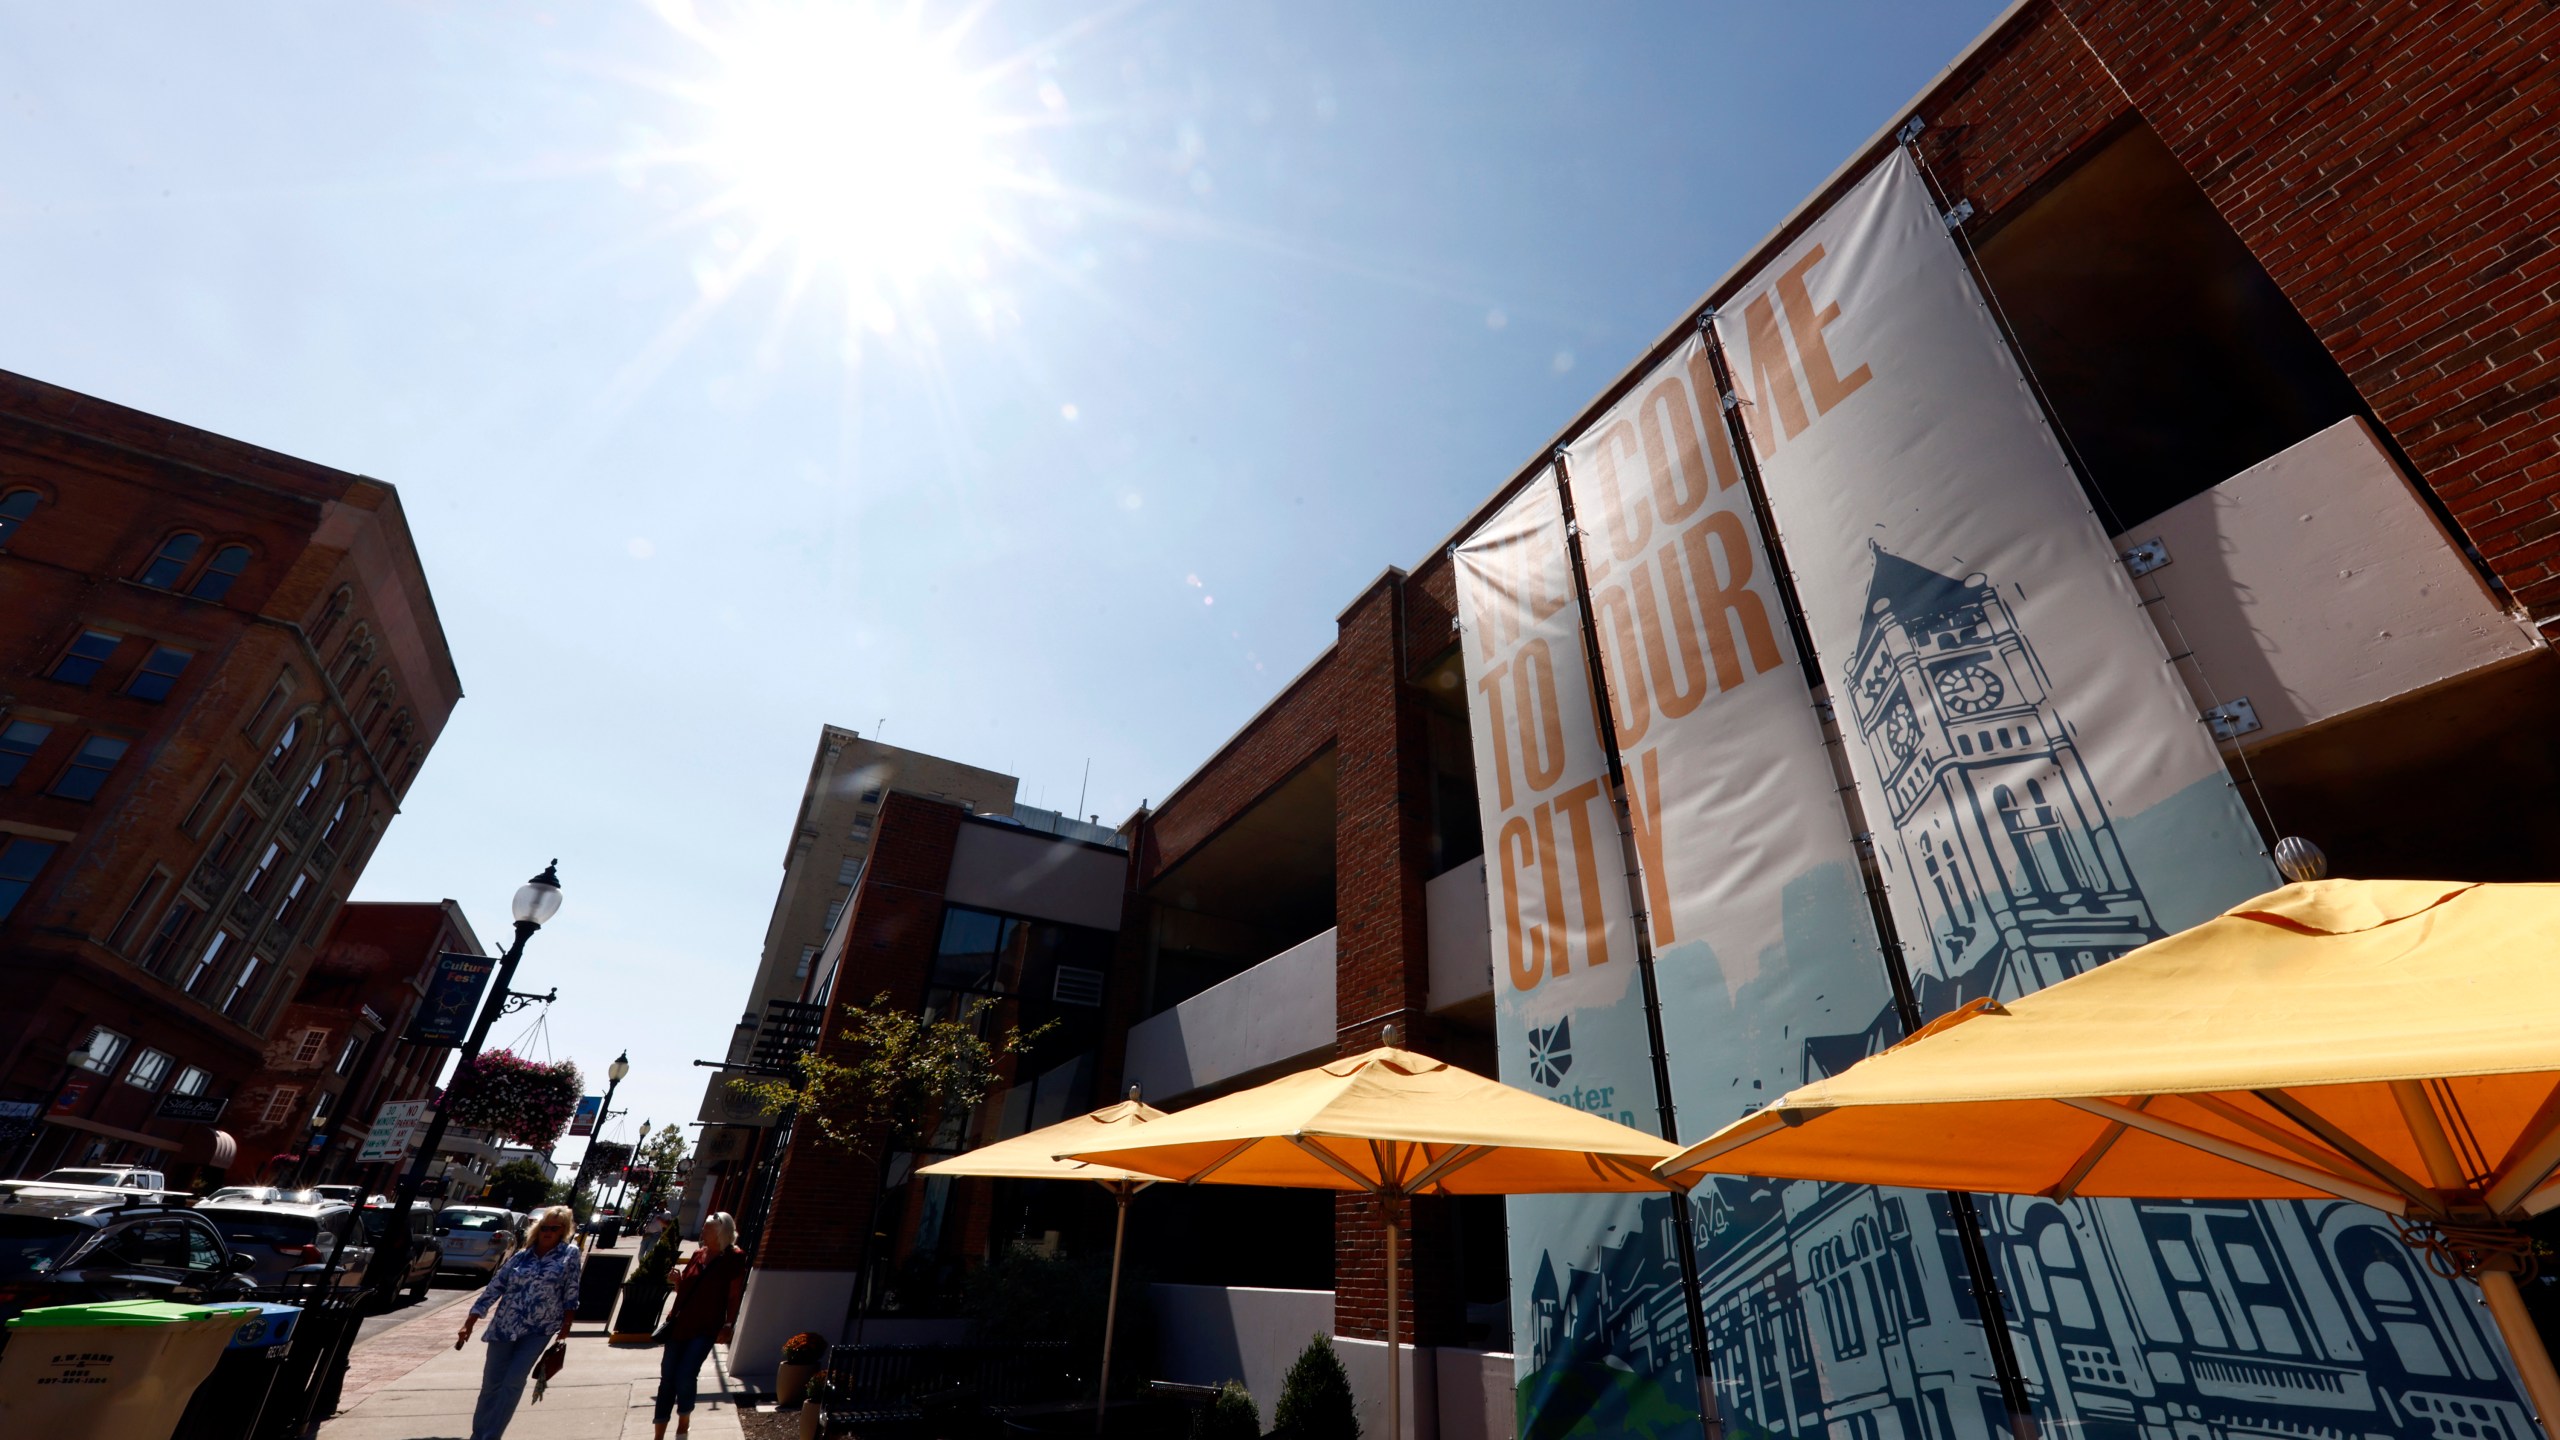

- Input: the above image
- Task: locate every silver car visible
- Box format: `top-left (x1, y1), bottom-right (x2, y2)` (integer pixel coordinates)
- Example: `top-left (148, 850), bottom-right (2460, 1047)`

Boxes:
top-left (433, 1206), bottom-right (520, 1279)
top-left (195, 1200), bottom-right (373, 1297)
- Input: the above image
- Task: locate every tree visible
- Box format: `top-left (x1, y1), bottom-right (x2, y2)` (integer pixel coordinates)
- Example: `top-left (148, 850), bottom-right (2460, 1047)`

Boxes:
top-left (1274, 1334), bottom-right (1359, 1440)
top-left (628, 1123), bottom-right (688, 1217)
top-left (1196, 1381), bottom-right (1260, 1440)
top-left (734, 994), bottom-right (1045, 1157)
top-left (485, 1157), bottom-right (552, 1211)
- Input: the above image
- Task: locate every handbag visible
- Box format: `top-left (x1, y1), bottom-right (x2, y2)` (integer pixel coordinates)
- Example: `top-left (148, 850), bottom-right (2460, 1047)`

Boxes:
top-left (530, 1340), bottom-right (568, 1403)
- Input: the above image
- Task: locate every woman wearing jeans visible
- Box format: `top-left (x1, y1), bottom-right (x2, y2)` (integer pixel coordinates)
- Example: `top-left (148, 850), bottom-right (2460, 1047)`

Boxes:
top-left (456, 1205), bottom-right (583, 1440)
top-left (653, 1211), bottom-right (748, 1438)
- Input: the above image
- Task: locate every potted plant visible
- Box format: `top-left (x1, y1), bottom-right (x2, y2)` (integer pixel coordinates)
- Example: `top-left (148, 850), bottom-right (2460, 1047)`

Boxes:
top-left (799, 1372), bottom-right (832, 1440)
top-left (610, 1215), bottom-right (681, 1342)
top-left (777, 1330), bottom-right (827, 1407)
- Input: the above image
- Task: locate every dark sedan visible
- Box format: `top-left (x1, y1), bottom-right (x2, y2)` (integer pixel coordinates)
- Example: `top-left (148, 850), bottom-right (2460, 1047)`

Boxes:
top-left (0, 1189), bottom-right (257, 1328)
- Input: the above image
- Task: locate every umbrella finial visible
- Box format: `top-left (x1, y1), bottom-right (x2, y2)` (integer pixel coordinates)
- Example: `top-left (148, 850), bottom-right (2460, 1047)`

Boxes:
top-left (1381, 1023), bottom-right (1401, 1049)
top-left (1128, 1084), bottom-right (1141, 1103)
top-left (2274, 836), bottom-right (2330, 883)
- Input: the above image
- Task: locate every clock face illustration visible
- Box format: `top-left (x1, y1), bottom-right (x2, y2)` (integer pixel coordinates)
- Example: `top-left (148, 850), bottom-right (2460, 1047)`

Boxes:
top-left (1882, 699), bottom-right (1922, 761)
top-left (1931, 660), bottom-right (2006, 717)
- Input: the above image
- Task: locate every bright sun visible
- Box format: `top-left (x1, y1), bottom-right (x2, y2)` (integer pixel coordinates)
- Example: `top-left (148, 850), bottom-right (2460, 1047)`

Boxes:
top-left (696, 4), bottom-right (1000, 292)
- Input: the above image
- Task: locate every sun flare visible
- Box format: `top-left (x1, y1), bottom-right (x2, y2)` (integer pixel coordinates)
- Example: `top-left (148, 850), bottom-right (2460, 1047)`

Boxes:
top-left (697, 5), bottom-right (1000, 292)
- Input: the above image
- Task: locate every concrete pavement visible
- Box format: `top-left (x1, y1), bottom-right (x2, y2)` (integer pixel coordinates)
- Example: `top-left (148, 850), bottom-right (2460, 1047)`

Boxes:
top-left (319, 1288), bottom-right (751, 1440)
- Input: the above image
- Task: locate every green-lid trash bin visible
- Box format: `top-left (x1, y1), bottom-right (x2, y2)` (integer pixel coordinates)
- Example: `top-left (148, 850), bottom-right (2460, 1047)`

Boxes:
top-left (0, 1298), bottom-right (244, 1440)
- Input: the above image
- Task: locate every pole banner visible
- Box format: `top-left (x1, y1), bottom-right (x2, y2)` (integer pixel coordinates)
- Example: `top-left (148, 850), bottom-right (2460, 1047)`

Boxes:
top-left (1559, 332), bottom-right (2004, 1435)
top-left (407, 951), bottom-right (497, 1047)
top-left (569, 1094), bottom-right (602, 1138)
top-left (1710, 151), bottom-right (2529, 1438)
top-left (1453, 472), bottom-right (1682, 1440)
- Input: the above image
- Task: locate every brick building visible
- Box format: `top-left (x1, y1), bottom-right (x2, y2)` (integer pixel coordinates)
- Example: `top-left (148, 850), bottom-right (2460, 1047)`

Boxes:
top-left (226, 900), bottom-right (485, 1187)
top-left (0, 371), bottom-right (461, 1181)
top-left (716, 5), bottom-right (2560, 1438)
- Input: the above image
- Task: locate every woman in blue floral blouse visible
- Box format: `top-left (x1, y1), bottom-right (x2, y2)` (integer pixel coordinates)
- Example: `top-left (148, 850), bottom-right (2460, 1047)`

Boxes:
top-left (456, 1204), bottom-right (582, 1440)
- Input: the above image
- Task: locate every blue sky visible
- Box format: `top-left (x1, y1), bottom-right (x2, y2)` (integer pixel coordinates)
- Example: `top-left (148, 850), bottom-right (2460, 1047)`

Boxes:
top-left (0, 1), bottom-right (2006, 1164)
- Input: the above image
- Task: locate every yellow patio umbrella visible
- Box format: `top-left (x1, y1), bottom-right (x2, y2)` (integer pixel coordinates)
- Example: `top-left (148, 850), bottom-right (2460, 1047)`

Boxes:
top-left (1654, 879), bottom-right (2560, 1435)
top-left (917, 1092), bottom-right (1169, 1432)
top-left (1063, 1035), bottom-right (1682, 1440)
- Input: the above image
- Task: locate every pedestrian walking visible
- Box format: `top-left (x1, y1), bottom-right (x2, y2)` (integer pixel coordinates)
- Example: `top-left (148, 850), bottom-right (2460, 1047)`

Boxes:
top-left (653, 1210), bottom-right (749, 1439)
top-left (455, 1203), bottom-right (583, 1440)
top-left (640, 1203), bottom-right (672, 1252)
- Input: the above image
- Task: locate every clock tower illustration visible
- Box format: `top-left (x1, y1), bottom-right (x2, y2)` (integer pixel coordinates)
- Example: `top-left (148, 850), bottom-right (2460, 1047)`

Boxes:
top-left (1843, 543), bottom-right (2160, 1015)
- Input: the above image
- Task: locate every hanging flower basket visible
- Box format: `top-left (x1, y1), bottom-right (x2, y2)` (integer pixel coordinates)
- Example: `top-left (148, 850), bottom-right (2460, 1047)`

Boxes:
top-left (443, 1050), bottom-right (583, 1150)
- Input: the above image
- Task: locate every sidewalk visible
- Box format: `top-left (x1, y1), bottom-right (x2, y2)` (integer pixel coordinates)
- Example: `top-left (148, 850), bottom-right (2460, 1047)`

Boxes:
top-left (319, 1293), bottom-right (753, 1440)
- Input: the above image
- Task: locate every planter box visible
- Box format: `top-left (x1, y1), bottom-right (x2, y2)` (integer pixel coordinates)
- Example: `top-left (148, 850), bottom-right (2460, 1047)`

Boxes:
top-left (611, 1280), bottom-right (670, 1342)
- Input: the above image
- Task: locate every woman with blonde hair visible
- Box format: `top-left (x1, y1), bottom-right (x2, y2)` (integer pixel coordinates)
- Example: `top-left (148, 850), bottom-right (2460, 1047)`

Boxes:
top-left (654, 1211), bottom-right (748, 1438)
top-left (456, 1204), bottom-right (582, 1440)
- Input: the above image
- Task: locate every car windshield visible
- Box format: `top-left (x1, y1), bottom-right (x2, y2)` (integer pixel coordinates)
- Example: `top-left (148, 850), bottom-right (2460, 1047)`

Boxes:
top-left (0, 1218), bottom-right (83, 1277)
top-left (36, 1170), bottom-right (122, 1186)
top-left (206, 1188), bottom-right (318, 1205)
top-left (201, 1211), bottom-right (321, 1251)
top-left (436, 1210), bottom-right (510, 1232)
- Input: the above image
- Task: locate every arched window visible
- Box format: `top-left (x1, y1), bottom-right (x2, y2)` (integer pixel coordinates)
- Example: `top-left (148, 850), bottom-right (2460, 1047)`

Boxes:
top-left (188, 544), bottom-right (251, 602)
top-left (140, 533), bottom-right (203, 589)
top-left (321, 793), bottom-right (359, 848)
top-left (310, 588), bottom-right (351, 648)
top-left (265, 715), bottom-right (302, 775)
top-left (296, 758), bottom-right (333, 811)
top-left (0, 488), bottom-right (38, 546)
top-left (332, 629), bottom-right (372, 690)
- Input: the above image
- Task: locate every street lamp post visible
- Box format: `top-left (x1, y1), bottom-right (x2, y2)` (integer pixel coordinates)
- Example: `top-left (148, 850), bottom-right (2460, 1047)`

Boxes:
top-left (568, 1051), bottom-right (630, 1213)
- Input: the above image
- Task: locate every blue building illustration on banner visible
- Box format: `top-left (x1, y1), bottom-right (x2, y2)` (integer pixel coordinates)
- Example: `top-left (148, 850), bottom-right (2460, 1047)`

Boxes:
top-left (1518, 547), bottom-right (2534, 1440)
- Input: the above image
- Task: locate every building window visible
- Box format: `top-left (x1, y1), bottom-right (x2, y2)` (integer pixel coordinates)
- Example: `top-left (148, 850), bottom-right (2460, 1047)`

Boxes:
top-left (139, 900), bottom-right (200, 972)
top-left (125, 647), bottom-right (193, 703)
top-left (273, 871), bottom-right (315, 929)
top-left (222, 952), bottom-right (268, 1019)
top-left (139, 533), bottom-right (203, 589)
top-left (795, 945), bottom-right (817, 978)
top-left (295, 759), bottom-right (333, 811)
top-left (0, 719), bottom-right (52, 787)
top-left (125, 1048), bottom-right (175, 1091)
top-left (0, 487), bottom-right (38, 546)
top-left (73, 1027), bottom-right (132, 1074)
top-left (335, 1034), bottom-right (363, 1075)
top-left (180, 929), bottom-right (235, 995)
top-left (311, 587), bottom-right (351, 648)
top-left (293, 1028), bottom-right (330, 1065)
top-left (243, 681), bottom-right (291, 744)
top-left (189, 544), bottom-right (250, 602)
top-left (860, 789), bottom-right (882, 803)
top-left (206, 806), bottom-right (257, 878)
top-left (850, 818), bottom-right (872, 840)
top-left (171, 1065), bottom-right (211, 1098)
top-left (837, 856), bottom-right (861, 885)
top-left (180, 773), bottom-right (231, 837)
top-left (310, 1089), bottom-right (334, 1123)
top-left (242, 842), bottom-right (286, 900)
top-left (108, 871), bottom-right (170, 954)
top-left (825, 900), bottom-right (846, 929)
top-left (320, 794), bottom-right (358, 847)
top-left (261, 1087), bottom-right (301, 1126)
top-left (51, 735), bottom-right (130, 802)
top-left (264, 716), bottom-right (302, 775)
top-left (46, 630), bottom-right (123, 686)
top-left (0, 837), bottom-right (59, 923)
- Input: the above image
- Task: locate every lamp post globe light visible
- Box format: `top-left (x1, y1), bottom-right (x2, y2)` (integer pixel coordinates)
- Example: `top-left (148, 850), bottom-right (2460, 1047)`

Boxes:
top-left (569, 1050), bottom-right (632, 1217)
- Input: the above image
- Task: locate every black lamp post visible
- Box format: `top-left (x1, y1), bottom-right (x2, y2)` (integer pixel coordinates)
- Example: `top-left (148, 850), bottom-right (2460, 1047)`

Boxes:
top-left (568, 1051), bottom-right (630, 1211)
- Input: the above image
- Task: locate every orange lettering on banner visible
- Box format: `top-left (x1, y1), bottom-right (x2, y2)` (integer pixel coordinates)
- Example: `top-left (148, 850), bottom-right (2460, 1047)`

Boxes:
top-left (1531, 800), bottom-right (1572, 979)
top-left (1680, 510), bottom-right (1783, 689)
top-left (1625, 746), bottom-right (1675, 947)
top-left (1638, 373), bottom-right (1711, 526)
top-left (1590, 580), bottom-right (1651, 747)
top-left (1633, 550), bottom-right (1712, 722)
top-left (1474, 659), bottom-right (1516, 811)
top-left (1742, 291), bottom-right (1813, 454)
top-left (1683, 345), bottom-right (1747, 492)
top-left (1514, 639), bottom-right (1567, 793)
top-left (1774, 244), bottom-right (1872, 413)
top-left (1555, 778), bottom-right (1613, 971)
top-left (1586, 420), bottom-right (1651, 571)
top-left (1499, 816), bottom-right (1540, 991)
top-left (1526, 523), bottom-right (1572, 624)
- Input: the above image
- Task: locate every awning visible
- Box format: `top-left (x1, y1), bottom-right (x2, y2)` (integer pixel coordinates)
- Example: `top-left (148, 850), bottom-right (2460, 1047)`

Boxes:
top-left (176, 1127), bottom-right (237, 1169)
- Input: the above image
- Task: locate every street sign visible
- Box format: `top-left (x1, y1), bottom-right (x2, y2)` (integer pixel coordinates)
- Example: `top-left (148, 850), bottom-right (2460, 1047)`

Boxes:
top-left (359, 1099), bottom-right (433, 1163)
top-left (406, 952), bottom-right (497, 1046)
top-left (155, 1093), bottom-right (228, 1124)
top-left (569, 1094), bottom-right (601, 1137)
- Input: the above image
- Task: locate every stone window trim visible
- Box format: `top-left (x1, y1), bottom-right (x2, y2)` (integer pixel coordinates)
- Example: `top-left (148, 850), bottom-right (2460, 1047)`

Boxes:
top-left (247, 610), bottom-right (411, 813)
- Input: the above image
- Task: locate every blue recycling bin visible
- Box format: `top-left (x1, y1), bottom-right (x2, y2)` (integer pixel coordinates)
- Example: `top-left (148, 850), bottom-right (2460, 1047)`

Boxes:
top-left (172, 1303), bottom-right (303, 1440)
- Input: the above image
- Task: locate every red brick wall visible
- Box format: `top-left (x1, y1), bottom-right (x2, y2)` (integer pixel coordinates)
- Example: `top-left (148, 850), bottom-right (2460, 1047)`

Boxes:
top-left (755, 794), bottom-right (961, 1273)
top-left (2058, 0), bottom-right (2560, 623)
top-left (1144, 654), bottom-right (1344, 884)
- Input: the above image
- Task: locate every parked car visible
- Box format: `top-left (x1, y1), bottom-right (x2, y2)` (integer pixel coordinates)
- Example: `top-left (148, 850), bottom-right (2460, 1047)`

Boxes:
top-left (194, 1199), bottom-right (372, 1298)
top-left (0, 1190), bottom-right (257, 1327)
top-left (432, 1206), bottom-right (520, 1280)
top-left (308, 1185), bottom-right (365, 1204)
top-left (31, 1166), bottom-right (168, 1191)
top-left (203, 1186), bottom-right (322, 1205)
top-left (358, 1200), bottom-right (442, 1301)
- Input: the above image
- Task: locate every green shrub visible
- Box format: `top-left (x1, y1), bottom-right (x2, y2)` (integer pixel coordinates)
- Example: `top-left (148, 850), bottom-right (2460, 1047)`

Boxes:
top-left (1194, 1380), bottom-right (1260, 1440)
top-left (1272, 1334), bottom-right (1358, 1440)
top-left (629, 1210), bottom-right (681, 1289)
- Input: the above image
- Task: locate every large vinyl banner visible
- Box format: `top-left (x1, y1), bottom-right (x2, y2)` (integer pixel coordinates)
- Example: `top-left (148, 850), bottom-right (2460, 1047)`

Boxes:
top-left (1453, 476), bottom-right (1686, 1440)
top-left (1559, 335), bottom-right (2006, 1440)
top-left (1709, 152), bottom-right (2533, 1439)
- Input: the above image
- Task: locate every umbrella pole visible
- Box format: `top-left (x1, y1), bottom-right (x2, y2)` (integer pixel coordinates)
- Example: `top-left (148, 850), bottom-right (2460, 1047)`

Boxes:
top-left (2478, 1269), bottom-right (2560, 1438)
top-left (1097, 1186), bottom-right (1130, 1435)
top-left (1386, 1201), bottom-right (1401, 1440)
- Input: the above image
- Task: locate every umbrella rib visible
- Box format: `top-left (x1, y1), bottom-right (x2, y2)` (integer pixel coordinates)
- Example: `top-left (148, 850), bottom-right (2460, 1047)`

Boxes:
top-left (1592, 1152), bottom-right (1680, 1192)
top-left (2485, 1077), bottom-right (2560, 1215)
top-left (2047, 1096), bottom-right (2142, 1201)
top-left (1407, 1145), bottom-right (1494, 1195)
top-left (1290, 1135), bottom-right (1385, 1195)
top-left (2060, 1098), bottom-right (2408, 1214)
top-left (1185, 1138), bottom-right (1262, 1185)
top-left (2178, 1093), bottom-right (2383, 1181)
top-left (2250, 1089), bottom-right (2441, 1212)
